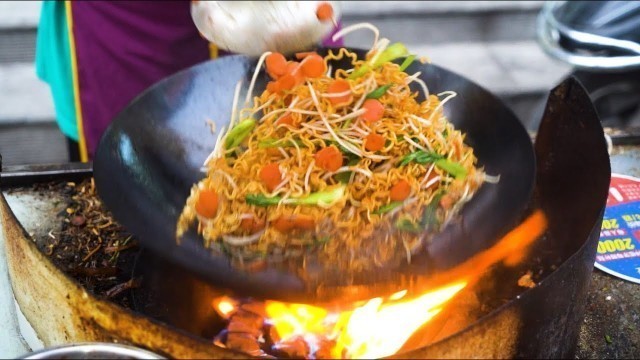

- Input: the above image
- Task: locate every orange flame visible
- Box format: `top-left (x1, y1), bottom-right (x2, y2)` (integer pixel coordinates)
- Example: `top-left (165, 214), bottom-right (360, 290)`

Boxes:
top-left (332, 281), bottom-right (467, 358)
top-left (211, 296), bottom-right (237, 319)
top-left (213, 210), bottom-right (548, 358)
top-left (434, 209), bottom-right (548, 284)
top-left (262, 281), bottom-right (466, 358)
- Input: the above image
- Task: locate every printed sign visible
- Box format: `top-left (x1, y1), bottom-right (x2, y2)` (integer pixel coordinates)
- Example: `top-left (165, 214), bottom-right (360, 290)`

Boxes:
top-left (594, 174), bottom-right (640, 284)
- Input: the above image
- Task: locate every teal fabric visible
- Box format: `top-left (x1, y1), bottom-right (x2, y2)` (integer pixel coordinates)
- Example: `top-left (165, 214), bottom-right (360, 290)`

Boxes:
top-left (35, 1), bottom-right (78, 141)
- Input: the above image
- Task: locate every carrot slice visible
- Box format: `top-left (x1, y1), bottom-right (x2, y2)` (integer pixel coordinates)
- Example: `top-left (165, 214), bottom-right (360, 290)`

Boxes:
top-left (273, 214), bottom-right (316, 232)
top-left (292, 215), bottom-right (315, 230)
top-left (361, 99), bottom-right (385, 123)
top-left (267, 69), bottom-right (283, 81)
top-left (287, 61), bottom-right (300, 73)
top-left (240, 217), bottom-right (265, 233)
top-left (390, 180), bottom-right (411, 201)
top-left (301, 54), bottom-right (326, 78)
top-left (266, 52), bottom-right (287, 79)
top-left (316, 2), bottom-right (334, 22)
top-left (276, 74), bottom-right (296, 92)
top-left (364, 133), bottom-right (385, 152)
top-left (195, 189), bottom-right (219, 218)
top-left (295, 51), bottom-right (319, 60)
top-left (315, 145), bottom-right (343, 172)
top-left (260, 163), bottom-right (282, 191)
top-left (266, 81), bottom-right (279, 94)
top-left (272, 217), bottom-right (293, 232)
top-left (286, 61), bottom-right (305, 85)
top-left (440, 194), bottom-right (454, 210)
top-left (327, 79), bottom-right (353, 106)
top-left (275, 113), bottom-right (294, 127)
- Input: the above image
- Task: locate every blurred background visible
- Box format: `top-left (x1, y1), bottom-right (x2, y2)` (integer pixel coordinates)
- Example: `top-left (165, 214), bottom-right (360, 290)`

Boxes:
top-left (0, 1), bottom-right (569, 166)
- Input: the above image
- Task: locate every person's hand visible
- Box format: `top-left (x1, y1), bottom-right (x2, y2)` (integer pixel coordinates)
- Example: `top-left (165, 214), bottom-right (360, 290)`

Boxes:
top-left (191, 1), bottom-right (340, 57)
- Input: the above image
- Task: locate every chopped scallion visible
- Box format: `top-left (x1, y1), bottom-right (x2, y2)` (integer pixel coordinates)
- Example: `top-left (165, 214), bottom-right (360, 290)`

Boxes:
top-left (225, 118), bottom-right (256, 150)
top-left (399, 54), bottom-right (417, 72)
top-left (366, 84), bottom-right (392, 99)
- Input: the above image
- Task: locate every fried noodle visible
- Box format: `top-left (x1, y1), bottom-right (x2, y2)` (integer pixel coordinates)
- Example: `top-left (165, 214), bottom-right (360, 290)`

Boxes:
top-left (177, 30), bottom-right (488, 272)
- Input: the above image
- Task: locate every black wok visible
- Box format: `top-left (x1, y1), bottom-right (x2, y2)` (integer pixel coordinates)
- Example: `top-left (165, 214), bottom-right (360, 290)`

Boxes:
top-left (94, 48), bottom-right (535, 303)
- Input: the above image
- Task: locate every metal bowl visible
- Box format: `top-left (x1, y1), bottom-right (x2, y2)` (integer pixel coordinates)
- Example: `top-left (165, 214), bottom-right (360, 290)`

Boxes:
top-left (22, 343), bottom-right (164, 359)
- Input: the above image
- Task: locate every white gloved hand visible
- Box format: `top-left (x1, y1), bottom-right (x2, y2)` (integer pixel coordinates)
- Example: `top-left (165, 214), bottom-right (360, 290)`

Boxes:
top-left (191, 1), bottom-right (340, 57)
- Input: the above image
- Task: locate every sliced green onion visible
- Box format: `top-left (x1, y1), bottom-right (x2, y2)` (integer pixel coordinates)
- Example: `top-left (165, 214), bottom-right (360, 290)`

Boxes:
top-left (348, 65), bottom-right (371, 80)
top-left (395, 217), bottom-right (422, 233)
top-left (399, 54), bottom-right (417, 72)
top-left (334, 158), bottom-right (360, 184)
top-left (225, 118), bottom-right (256, 150)
top-left (398, 150), bottom-right (443, 167)
top-left (349, 42), bottom-right (409, 80)
top-left (287, 185), bottom-right (345, 206)
top-left (435, 159), bottom-right (468, 180)
top-left (366, 84), bottom-right (392, 99)
top-left (258, 138), bottom-right (306, 148)
top-left (334, 172), bottom-right (352, 184)
top-left (421, 192), bottom-right (444, 231)
top-left (245, 193), bottom-right (282, 206)
top-left (395, 192), bottom-right (444, 234)
top-left (246, 186), bottom-right (345, 207)
top-left (373, 43), bottom-right (409, 67)
top-left (373, 201), bottom-right (404, 215)
top-left (398, 150), bottom-right (468, 180)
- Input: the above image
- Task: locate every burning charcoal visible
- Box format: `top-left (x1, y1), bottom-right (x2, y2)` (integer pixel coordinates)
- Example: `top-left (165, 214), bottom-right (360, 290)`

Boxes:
top-left (226, 332), bottom-right (263, 356)
top-left (517, 270), bottom-right (536, 288)
top-left (228, 316), bottom-right (263, 338)
top-left (268, 325), bottom-right (281, 344)
top-left (225, 309), bottom-right (265, 339)
top-left (227, 320), bottom-right (261, 337)
top-left (315, 339), bottom-right (335, 359)
top-left (273, 336), bottom-right (309, 359)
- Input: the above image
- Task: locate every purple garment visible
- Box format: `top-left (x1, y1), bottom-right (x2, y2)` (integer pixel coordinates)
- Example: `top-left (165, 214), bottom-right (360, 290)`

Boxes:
top-left (322, 20), bottom-right (344, 48)
top-left (72, 1), bottom-right (210, 156)
top-left (72, 2), bottom-right (343, 157)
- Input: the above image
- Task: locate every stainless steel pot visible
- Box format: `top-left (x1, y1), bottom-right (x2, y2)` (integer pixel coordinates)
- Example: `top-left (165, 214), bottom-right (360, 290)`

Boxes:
top-left (22, 343), bottom-right (164, 359)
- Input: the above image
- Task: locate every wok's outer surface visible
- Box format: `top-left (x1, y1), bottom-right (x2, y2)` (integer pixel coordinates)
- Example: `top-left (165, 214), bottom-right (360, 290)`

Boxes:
top-left (93, 48), bottom-right (535, 302)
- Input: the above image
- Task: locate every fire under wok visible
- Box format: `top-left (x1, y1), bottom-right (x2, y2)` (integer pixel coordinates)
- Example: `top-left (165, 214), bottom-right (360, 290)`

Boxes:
top-left (93, 47), bottom-right (535, 303)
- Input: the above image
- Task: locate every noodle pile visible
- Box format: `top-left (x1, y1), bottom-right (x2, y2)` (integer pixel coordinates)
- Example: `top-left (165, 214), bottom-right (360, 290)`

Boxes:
top-left (177, 28), bottom-right (487, 272)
